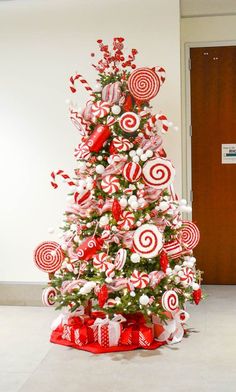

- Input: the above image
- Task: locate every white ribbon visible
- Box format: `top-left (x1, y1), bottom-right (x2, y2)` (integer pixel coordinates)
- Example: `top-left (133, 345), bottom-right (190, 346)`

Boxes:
top-left (50, 306), bottom-right (85, 331)
top-left (92, 314), bottom-right (126, 347)
top-left (153, 310), bottom-right (189, 345)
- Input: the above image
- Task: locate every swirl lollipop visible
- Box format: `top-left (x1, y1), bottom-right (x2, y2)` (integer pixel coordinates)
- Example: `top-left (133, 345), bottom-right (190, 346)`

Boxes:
top-left (133, 224), bottom-right (163, 258)
top-left (118, 211), bottom-right (135, 230)
top-left (142, 158), bottom-right (175, 189)
top-left (180, 267), bottom-right (195, 286)
top-left (128, 67), bottom-right (160, 101)
top-left (34, 241), bottom-right (64, 273)
top-left (42, 287), bottom-right (57, 306)
top-left (161, 290), bottom-right (179, 312)
top-left (181, 221), bottom-right (200, 250)
top-left (93, 252), bottom-right (108, 271)
top-left (130, 270), bottom-right (149, 289)
top-left (101, 175), bottom-right (120, 194)
top-left (119, 112), bottom-right (140, 133)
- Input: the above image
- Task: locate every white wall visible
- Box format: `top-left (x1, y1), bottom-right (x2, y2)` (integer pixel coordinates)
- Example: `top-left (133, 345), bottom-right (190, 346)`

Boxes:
top-left (0, 0), bottom-right (181, 282)
top-left (181, 15), bottom-right (236, 200)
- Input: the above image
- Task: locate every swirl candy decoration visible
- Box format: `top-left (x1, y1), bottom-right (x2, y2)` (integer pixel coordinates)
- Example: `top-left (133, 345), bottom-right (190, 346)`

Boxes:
top-left (34, 241), bottom-right (64, 273)
top-left (133, 224), bottom-right (163, 258)
top-left (101, 175), bottom-right (120, 194)
top-left (130, 270), bottom-right (150, 289)
top-left (128, 67), bottom-right (160, 101)
top-left (113, 137), bottom-right (133, 152)
top-left (123, 162), bottom-right (142, 183)
top-left (119, 112), bottom-right (140, 133)
top-left (180, 267), bottom-right (195, 286)
top-left (161, 290), bottom-right (179, 312)
top-left (42, 287), bottom-right (57, 306)
top-left (114, 248), bottom-right (127, 270)
top-left (93, 252), bottom-right (109, 272)
top-left (102, 81), bottom-right (122, 104)
top-left (180, 221), bottom-right (200, 250)
top-left (118, 211), bottom-right (135, 230)
top-left (74, 142), bottom-right (91, 160)
top-left (91, 100), bottom-right (110, 119)
top-left (142, 158), bottom-right (175, 189)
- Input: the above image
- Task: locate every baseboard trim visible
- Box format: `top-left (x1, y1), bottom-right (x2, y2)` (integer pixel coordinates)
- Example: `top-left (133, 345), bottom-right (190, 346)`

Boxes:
top-left (0, 282), bottom-right (46, 306)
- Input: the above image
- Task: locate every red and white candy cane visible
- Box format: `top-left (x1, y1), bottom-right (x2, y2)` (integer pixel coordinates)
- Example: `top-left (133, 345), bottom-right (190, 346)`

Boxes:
top-left (161, 290), bottom-right (179, 312)
top-left (168, 183), bottom-right (178, 202)
top-left (70, 73), bottom-right (93, 95)
top-left (130, 270), bottom-right (149, 289)
top-left (145, 114), bottom-right (169, 134)
top-left (51, 170), bottom-right (76, 189)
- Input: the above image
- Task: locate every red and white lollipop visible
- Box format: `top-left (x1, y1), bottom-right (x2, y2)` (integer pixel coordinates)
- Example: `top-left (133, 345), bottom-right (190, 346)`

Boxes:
top-left (142, 158), bottom-right (175, 189)
top-left (101, 175), bottom-right (120, 194)
top-left (161, 290), bottom-right (179, 312)
top-left (42, 287), bottom-right (57, 306)
top-left (93, 252), bottom-right (108, 272)
top-left (130, 270), bottom-right (149, 289)
top-left (180, 267), bottom-right (195, 286)
top-left (113, 137), bottom-right (133, 152)
top-left (118, 211), bottom-right (135, 230)
top-left (119, 112), bottom-right (140, 133)
top-left (91, 100), bottom-right (110, 119)
top-left (123, 162), bottom-right (142, 183)
top-left (34, 241), bottom-right (64, 273)
top-left (133, 224), bottom-right (163, 258)
top-left (181, 221), bottom-right (200, 250)
top-left (114, 248), bottom-right (127, 270)
top-left (128, 67), bottom-right (160, 101)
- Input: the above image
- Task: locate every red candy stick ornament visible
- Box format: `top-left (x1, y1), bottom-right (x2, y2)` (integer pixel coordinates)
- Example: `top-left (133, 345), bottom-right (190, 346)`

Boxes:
top-left (87, 124), bottom-right (111, 152)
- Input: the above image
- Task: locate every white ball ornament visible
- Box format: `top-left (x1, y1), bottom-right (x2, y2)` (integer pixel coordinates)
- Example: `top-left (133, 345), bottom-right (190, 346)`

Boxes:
top-left (159, 201), bottom-right (169, 211)
top-left (48, 227), bottom-right (55, 234)
top-left (120, 197), bottom-right (128, 208)
top-left (190, 256), bottom-right (196, 264)
top-left (179, 199), bottom-right (187, 206)
top-left (174, 265), bottom-right (182, 272)
top-left (105, 277), bottom-right (113, 284)
top-left (130, 291), bottom-right (136, 297)
top-left (99, 216), bottom-right (109, 227)
top-left (129, 150), bottom-right (136, 158)
top-left (136, 148), bottom-right (143, 156)
top-left (94, 83), bottom-right (102, 92)
top-left (139, 294), bottom-right (149, 306)
top-left (136, 221), bottom-right (142, 227)
top-left (132, 155), bottom-right (140, 163)
top-left (178, 270), bottom-right (184, 277)
top-left (146, 150), bottom-right (153, 158)
top-left (74, 235), bottom-right (80, 243)
top-left (131, 201), bottom-right (139, 209)
top-left (140, 154), bottom-right (148, 162)
top-left (129, 195), bottom-right (137, 202)
top-left (166, 267), bottom-right (173, 275)
top-left (137, 183), bottom-right (145, 189)
top-left (130, 253), bottom-right (140, 263)
top-left (97, 156), bottom-right (103, 161)
top-left (192, 282), bottom-right (200, 290)
top-left (111, 105), bottom-right (121, 115)
top-left (95, 164), bottom-right (105, 174)
top-left (61, 243), bottom-right (68, 251)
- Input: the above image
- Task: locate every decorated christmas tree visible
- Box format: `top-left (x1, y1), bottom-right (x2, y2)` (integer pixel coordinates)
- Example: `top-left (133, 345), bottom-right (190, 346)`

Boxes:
top-left (34, 38), bottom-right (202, 353)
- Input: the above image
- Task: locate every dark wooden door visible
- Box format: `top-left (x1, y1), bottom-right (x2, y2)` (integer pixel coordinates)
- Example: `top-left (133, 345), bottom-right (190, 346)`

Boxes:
top-left (190, 46), bottom-right (236, 284)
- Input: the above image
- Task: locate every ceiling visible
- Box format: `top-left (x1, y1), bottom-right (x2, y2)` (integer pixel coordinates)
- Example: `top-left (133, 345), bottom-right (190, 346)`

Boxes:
top-left (180, 0), bottom-right (236, 17)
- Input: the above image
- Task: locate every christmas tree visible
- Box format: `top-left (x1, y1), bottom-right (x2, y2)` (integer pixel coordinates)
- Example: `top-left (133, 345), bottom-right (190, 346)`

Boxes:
top-left (34, 38), bottom-right (202, 353)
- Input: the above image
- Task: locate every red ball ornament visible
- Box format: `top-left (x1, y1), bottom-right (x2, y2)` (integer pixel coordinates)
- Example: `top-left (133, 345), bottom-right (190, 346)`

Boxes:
top-left (98, 284), bottom-right (108, 308)
top-left (76, 236), bottom-right (104, 261)
top-left (112, 199), bottom-right (122, 221)
top-left (193, 288), bottom-right (202, 305)
top-left (87, 124), bottom-right (111, 152)
top-left (159, 251), bottom-right (169, 273)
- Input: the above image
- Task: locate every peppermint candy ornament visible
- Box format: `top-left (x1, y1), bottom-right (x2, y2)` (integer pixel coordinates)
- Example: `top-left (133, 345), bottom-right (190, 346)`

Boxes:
top-left (133, 224), bottom-right (163, 258)
top-left (74, 142), bottom-right (91, 160)
top-left (128, 67), bottom-right (160, 101)
top-left (93, 252), bottom-right (108, 271)
top-left (114, 248), bottom-right (127, 270)
top-left (118, 210), bottom-right (135, 230)
top-left (91, 100), bottom-right (110, 119)
top-left (42, 287), bottom-right (57, 306)
top-left (180, 267), bottom-right (195, 286)
top-left (119, 112), bottom-right (140, 133)
top-left (181, 221), bottom-right (200, 250)
top-left (101, 175), bottom-right (120, 194)
top-left (130, 270), bottom-right (149, 289)
top-left (102, 81), bottom-right (122, 105)
top-left (113, 137), bottom-right (133, 152)
top-left (161, 290), bottom-right (179, 312)
top-left (123, 162), bottom-right (142, 183)
top-left (34, 241), bottom-right (64, 273)
top-left (142, 158), bottom-right (175, 189)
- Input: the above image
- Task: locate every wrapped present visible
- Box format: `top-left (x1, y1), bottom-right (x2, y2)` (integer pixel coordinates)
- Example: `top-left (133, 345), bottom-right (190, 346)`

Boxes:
top-left (152, 309), bottom-right (189, 345)
top-left (74, 320), bottom-right (95, 346)
top-left (62, 316), bottom-right (83, 342)
top-left (92, 314), bottom-right (126, 348)
top-left (119, 312), bottom-right (154, 347)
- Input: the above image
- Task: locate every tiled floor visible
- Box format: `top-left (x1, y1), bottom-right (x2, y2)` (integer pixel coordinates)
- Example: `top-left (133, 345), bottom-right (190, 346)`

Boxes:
top-left (1, 286), bottom-right (236, 392)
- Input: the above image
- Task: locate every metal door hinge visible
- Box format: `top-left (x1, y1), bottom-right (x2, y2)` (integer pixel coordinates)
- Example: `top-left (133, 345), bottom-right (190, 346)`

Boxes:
top-left (188, 57), bottom-right (191, 70)
top-left (190, 190), bottom-right (193, 202)
top-left (189, 124), bottom-right (192, 137)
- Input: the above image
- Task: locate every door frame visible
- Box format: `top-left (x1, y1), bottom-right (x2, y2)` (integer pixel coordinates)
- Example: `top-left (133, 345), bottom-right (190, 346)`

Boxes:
top-left (183, 40), bottom-right (236, 216)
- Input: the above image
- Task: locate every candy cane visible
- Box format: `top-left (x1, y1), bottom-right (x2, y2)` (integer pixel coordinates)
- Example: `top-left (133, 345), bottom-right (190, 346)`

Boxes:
top-left (152, 66), bottom-right (166, 85)
top-left (70, 73), bottom-right (93, 95)
top-left (145, 113), bottom-right (169, 133)
top-left (51, 170), bottom-right (76, 189)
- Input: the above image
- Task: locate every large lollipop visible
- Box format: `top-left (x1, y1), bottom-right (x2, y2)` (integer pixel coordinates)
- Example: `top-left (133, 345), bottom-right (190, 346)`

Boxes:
top-left (34, 241), bottom-right (64, 273)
